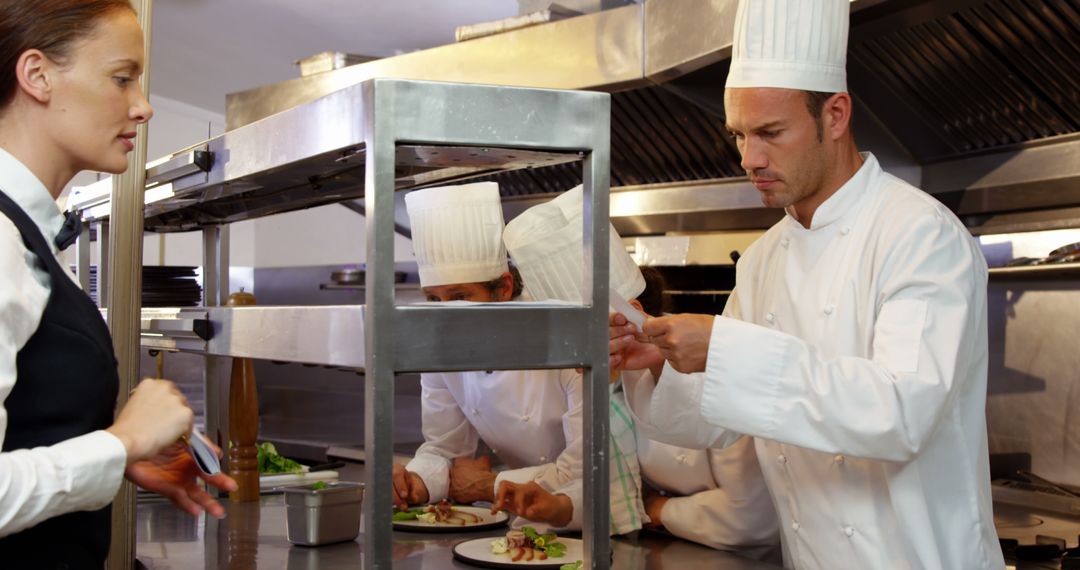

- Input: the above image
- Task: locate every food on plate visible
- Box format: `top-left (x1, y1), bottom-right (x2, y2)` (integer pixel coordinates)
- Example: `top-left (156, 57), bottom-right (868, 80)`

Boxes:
top-left (489, 527), bottom-right (568, 562)
top-left (559, 562), bottom-right (583, 570)
top-left (256, 442), bottom-right (304, 474)
top-left (309, 481), bottom-right (328, 490)
top-left (393, 499), bottom-right (484, 525)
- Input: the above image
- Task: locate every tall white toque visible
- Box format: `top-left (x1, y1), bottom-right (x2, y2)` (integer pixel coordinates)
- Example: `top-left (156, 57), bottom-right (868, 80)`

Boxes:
top-left (404, 182), bottom-right (509, 288)
top-left (725, 0), bottom-right (851, 93)
top-left (503, 185), bottom-right (645, 303)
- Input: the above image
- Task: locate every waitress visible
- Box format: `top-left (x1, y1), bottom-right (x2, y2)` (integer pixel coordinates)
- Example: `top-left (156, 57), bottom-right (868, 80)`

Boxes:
top-left (0, 2), bottom-right (235, 567)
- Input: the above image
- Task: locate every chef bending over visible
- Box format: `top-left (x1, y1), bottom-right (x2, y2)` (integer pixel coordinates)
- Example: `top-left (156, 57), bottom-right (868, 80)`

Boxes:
top-left (393, 182), bottom-right (645, 534)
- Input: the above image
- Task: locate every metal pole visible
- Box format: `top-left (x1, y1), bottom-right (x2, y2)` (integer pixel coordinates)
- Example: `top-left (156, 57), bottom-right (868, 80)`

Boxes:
top-left (582, 102), bottom-right (612, 568)
top-left (106, 0), bottom-right (152, 567)
top-left (362, 79), bottom-right (397, 570)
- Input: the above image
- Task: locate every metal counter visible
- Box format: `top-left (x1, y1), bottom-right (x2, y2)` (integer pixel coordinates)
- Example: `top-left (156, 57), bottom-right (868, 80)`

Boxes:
top-left (135, 461), bottom-right (783, 570)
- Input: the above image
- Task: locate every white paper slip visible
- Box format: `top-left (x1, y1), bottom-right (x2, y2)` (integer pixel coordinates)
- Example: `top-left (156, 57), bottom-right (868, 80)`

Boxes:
top-left (185, 429), bottom-right (221, 476)
top-left (609, 291), bottom-right (646, 329)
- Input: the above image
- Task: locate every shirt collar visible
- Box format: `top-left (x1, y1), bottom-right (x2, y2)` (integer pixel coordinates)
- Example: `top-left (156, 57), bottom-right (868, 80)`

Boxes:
top-left (786, 152), bottom-right (879, 231)
top-left (0, 147), bottom-right (64, 251)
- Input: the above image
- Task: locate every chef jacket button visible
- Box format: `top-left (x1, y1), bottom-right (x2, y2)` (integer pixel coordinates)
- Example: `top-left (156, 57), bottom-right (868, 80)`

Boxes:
top-left (521, 415), bottom-right (530, 422)
top-left (843, 526), bottom-right (855, 537)
top-left (841, 227), bottom-right (851, 236)
top-left (472, 408), bottom-right (480, 416)
top-left (781, 237), bottom-right (790, 248)
top-left (777, 454), bottom-right (787, 464)
top-left (824, 304), bottom-right (835, 315)
top-left (765, 313), bottom-right (775, 324)
top-left (676, 454), bottom-right (687, 464)
top-left (791, 521), bottom-right (801, 532)
top-left (834, 455), bottom-right (845, 465)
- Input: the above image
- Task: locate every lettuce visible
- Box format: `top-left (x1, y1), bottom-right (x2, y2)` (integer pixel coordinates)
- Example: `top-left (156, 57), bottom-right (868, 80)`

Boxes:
top-left (560, 562), bottom-right (583, 570)
top-left (544, 541), bottom-right (568, 558)
top-left (256, 442), bottom-right (304, 474)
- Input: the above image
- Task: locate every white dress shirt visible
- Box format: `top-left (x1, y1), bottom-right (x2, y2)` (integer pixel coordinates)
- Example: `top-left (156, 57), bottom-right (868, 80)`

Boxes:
top-left (638, 435), bottom-right (780, 550)
top-left (0, 148), bottom-right (126, 537)
top-left (625, 154), bottom-right (1004, 569)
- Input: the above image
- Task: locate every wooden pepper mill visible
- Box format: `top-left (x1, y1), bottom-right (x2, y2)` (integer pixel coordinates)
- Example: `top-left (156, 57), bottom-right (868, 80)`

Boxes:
top-left (227, 289), bottom-right (260, 502)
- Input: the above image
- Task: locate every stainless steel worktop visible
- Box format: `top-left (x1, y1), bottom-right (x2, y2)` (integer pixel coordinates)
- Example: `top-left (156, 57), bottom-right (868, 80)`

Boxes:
top-left (135, 493), bottom-right (784, 570)
top-left (135, 465), bottom-right (784, 570)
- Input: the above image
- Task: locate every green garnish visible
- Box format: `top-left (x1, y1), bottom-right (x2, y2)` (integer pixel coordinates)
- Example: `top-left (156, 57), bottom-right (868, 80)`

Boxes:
top-left (522, 526), bottom-right (567, 558)
top-left (392, 507), bottom-right (427, 521)
top-left (560, 562), bottom-right (582, 570)
top-left (310, 481), bottom-right (328, 490)
top-left (256, 442), bottom-right (304, 474)
top-left (545, 541), bottom-right (568, 558)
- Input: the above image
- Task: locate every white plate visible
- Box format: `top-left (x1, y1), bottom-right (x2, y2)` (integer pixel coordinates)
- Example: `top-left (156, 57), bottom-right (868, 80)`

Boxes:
top-left (393, 505), bottom-right (509, 533)
top-left (452, 536), bottom-right (583, 569)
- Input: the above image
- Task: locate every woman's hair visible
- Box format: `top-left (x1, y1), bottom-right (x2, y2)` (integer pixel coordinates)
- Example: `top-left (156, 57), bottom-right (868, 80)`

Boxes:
top-left (0, 0), bottom-right (134, 108)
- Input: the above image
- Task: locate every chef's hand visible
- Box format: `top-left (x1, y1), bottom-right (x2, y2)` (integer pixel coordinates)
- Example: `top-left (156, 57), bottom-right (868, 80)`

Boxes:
top-left (641, 314), bottom-right (715, 374)
top-left (492, 481), bottom-right (572, 528)
top-left (642, 484), bottom-right (669, 531)
top-left (107, 378), bottom-right (194, 464)
top-left (392, 463), bottom-right (429, 510)
top-left (125, 441), bottom-right (237, 519)
top-left (609, 311), bottom-right (665, 380)
top-left (449, 456), bottom-right (497, 504)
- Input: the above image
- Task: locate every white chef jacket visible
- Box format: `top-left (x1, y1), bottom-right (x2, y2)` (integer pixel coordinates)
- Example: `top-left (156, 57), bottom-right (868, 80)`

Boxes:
top-left (407, 369), bottom-right (582, 503)
top-left (625, 154), bottom-right (1004, 569)
top-left (637, 435), bottom-right (780, 550)
top-left (406, 369), bottom-right (646, 534)
top-left (0, 148), bottom-right (127, 537)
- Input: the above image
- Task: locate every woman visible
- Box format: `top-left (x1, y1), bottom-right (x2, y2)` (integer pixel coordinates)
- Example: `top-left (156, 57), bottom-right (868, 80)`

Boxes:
top-left (0, 2), bottom-right (235, 566)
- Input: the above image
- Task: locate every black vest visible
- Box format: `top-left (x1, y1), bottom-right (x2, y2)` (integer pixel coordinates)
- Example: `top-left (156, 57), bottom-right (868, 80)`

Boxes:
top-left (0, 189), bottom-right (119, 569)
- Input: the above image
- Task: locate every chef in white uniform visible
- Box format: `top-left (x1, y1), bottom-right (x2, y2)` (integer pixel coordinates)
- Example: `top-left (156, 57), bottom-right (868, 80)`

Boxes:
top-left (630, 268), bottom-right (780, 552)
top-left (497, 185), bottom-right (649, 532)
top-left (395, 182), bottom-right (645, 534)
top-left (609, 1), bottom-right (1005, 569)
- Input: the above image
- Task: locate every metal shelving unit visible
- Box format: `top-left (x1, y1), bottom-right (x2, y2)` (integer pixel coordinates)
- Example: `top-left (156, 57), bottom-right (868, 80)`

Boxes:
top-left (988, 262), bottom-right (1080, 279)
top-left (73, 78), bottom-right (614, 569)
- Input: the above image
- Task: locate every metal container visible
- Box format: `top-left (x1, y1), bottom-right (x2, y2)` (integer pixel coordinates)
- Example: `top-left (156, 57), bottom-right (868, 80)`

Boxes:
top-left (283, 481), bottom-right (364, 546)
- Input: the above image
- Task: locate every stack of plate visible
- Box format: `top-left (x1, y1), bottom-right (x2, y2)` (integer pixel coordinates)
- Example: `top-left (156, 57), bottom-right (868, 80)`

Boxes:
top-left (75, 266), bottom-right (202, 307)
top-left (142, 266), bottom-right (201, 307)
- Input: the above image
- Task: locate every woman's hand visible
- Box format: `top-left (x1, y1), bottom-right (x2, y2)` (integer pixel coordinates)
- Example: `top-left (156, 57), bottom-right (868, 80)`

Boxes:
top-left (107, 378), bottom-right (194, 464)
top-left (125, 441), bottom-right (236, 519)
top-left (492, 481), bottom-right (572, 528)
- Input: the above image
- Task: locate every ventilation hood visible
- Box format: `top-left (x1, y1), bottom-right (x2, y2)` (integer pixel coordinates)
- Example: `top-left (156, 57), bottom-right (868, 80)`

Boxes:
top-left (209, 0), bottom-right (1080, 237)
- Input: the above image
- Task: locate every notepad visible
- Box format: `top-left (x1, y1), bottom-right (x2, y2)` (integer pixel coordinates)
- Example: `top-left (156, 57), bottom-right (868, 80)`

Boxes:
top-left (184, 429), bottom-right (221, 476)
top-left (609, 290), bottom-right (646, 329)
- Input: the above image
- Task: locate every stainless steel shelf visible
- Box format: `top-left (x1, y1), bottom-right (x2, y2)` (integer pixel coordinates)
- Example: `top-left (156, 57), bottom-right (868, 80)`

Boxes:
top-left (987, 262), bottom-right (1080, 279)
top-left (103, 79), bottom-right (613, 569)
top-left (69, 86), bottom-right (582, 232)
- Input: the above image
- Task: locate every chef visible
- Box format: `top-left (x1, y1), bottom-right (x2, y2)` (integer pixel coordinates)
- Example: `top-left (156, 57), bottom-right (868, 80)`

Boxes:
top-left (634, 274), bottom-right (779, 552)
top-left (393, 182), bottom-right (645, 535)
top-left (609, 1), bottom-right (1005, 568)
top-left (494, 184), bottom-right (649, 532)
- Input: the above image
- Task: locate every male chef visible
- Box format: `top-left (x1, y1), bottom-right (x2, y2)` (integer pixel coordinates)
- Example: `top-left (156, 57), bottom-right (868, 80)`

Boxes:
top-left (609, 1), bottom-right (1005, 568)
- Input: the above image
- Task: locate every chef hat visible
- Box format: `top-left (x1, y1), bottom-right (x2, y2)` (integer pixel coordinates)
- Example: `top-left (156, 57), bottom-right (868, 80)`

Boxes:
top-left (404, 182), bottom-right (509, 288)
top-left (503, 185), bottom-right (645, 303)
top-left (725, 0), bottom-right (850, 93)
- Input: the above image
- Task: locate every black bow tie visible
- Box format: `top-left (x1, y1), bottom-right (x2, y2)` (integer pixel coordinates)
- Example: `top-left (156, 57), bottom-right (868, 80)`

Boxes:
top-left (55, 210), bottom-right (82, 251)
